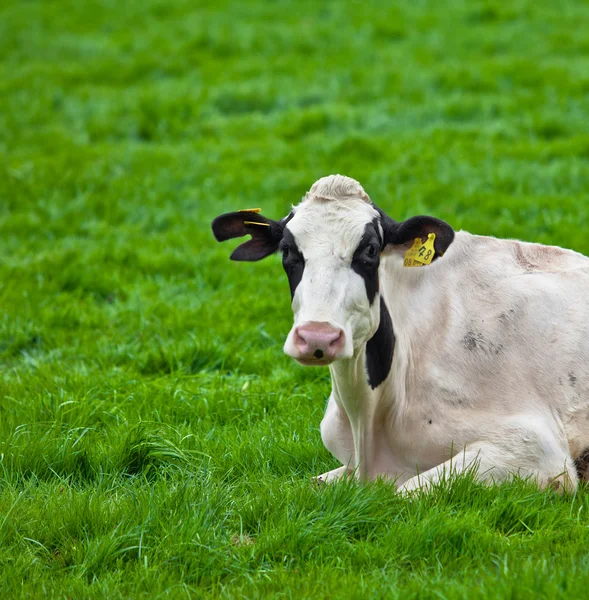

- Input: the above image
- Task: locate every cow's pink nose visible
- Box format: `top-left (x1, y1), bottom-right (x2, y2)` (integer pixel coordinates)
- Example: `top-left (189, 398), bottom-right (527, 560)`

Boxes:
top-left (293, 322), bottom-right (345, 362)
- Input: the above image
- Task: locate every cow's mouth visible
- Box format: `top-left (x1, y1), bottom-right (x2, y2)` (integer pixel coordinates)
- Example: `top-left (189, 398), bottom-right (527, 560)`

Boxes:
top-left (294, 355), bottom-right (335, 367)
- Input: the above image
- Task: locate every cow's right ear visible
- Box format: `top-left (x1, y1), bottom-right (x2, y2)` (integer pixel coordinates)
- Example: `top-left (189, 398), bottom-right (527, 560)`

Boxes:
top-left (388, 215), bottom-right (455, 260)
top-left (211, 210), bottom-right (291, 261)
top-left (376, 206), bottom-right (455, 262)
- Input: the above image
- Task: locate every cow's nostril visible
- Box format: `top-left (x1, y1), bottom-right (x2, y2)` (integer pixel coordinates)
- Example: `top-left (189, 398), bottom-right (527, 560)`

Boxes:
top-left (294, 328), bottom-right (306, 347)
top-left (329, 331), bottom-right (343, 348)
top-left (314, 349), bottom-right (324, 359)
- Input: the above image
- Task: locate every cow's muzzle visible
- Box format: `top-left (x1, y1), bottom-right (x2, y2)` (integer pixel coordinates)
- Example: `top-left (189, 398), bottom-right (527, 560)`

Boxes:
top-left (287, 321), bottom-right (346, 365)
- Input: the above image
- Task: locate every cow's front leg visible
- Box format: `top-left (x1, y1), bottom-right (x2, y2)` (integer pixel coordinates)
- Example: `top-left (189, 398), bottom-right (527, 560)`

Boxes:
top-left (350, 410), bottom-right (376, 481)
top-left (398, 439), bottom-right (578, 494)
top-left (323, 352), bottom-right (380, 481)
top-left (317, 395), bottom-right (355, 483)
top-left (319, 392), bottom-right (376, 482)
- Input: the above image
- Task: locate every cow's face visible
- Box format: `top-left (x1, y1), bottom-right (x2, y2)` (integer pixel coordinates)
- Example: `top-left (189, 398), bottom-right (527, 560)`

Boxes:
top-left (212, 175), bottom-right (454, 366)
top-left (279, 196), bottom-right (382, 364)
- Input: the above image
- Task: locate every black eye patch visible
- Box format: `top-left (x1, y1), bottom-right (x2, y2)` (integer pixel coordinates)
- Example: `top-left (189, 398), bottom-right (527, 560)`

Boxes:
top-left (351, 223), bottom-right (381, 305)
top-left (280, 229), bottom-right (305, 300)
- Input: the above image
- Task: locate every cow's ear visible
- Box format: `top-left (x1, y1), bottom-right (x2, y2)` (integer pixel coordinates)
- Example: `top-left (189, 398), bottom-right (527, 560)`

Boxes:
top-left (211, 210), bottom-right (291, 261)
top-left (381, 211), bottom-right (455, 261)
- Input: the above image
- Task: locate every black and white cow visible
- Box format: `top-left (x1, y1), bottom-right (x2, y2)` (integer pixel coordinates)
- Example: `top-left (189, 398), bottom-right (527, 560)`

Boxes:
top-left (212, 175), bottom-right (589, 492)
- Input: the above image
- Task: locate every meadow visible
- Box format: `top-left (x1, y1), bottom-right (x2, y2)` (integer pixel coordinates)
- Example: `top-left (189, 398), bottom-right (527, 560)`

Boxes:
top-left (2, 0), bottom-right (589, 597)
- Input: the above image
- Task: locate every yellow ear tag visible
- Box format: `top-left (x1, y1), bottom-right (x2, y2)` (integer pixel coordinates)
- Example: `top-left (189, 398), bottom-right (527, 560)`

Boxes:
top-left (403, 233), bottom-right (436, 267)
top-left (403, 238), bottom-right (422, 267)
top-left (238, 208), bottom-right (262, 213)
top-left (243, 221), bottom-right (270, 227)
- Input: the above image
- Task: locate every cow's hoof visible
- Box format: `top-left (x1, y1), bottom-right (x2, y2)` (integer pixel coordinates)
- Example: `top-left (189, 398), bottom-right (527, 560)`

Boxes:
top-left (313, 466), bottom-right (351, 485)
top-left (312, 475), bottom-right (327, 487)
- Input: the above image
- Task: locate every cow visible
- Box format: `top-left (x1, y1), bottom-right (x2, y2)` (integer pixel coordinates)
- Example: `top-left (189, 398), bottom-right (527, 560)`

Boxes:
top-left (211, 174), bottom-right (589, 493)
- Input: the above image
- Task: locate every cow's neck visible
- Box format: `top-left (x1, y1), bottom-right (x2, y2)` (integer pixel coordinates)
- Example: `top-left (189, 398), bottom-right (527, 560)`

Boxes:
top-left (330, 350), bottom-right (374, 480)
top-left (329, 296), bottom-right (395, 480)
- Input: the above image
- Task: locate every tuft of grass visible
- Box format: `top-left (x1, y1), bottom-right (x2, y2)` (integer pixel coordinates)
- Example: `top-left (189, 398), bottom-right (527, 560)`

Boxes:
top-left (2, 0), bottom-right (589, 597)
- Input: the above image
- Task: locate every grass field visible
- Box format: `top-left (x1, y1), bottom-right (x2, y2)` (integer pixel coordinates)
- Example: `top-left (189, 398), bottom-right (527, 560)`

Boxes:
top-left (2, 0), bottom-right (589, 597)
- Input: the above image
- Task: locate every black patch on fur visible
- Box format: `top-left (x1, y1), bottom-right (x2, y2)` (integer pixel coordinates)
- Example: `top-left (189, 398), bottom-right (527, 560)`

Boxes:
top-left (351, 222), bottom-right (381, 305)
top-left (280, 228), bottom-right (305, 300)
top-left (462, 330), bottom-right (503, 356)
top-left (365, 297), bottom-right (395, 389)
top-left (463, 331), bottom-right (483, 351)
top-left (575, 448), bottom-right (589, 481)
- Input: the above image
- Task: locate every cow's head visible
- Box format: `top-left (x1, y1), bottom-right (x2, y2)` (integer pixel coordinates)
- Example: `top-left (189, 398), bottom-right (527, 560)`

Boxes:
top-left (212, 175), bottom-right (454, 366)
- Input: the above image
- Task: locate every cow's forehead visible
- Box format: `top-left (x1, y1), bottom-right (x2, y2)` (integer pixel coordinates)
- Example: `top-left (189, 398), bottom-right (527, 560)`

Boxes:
top-left (286, 198), bottom-right (381, 257)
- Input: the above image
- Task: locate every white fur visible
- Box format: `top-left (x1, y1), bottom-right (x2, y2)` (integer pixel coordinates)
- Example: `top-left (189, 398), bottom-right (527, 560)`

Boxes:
top-left (305, 174), bottom-right (371, 204)
top-left (283, 175), bottom-right (589, 492)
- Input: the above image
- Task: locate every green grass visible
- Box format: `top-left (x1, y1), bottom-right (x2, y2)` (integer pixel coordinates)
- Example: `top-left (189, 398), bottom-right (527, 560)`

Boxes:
top-left (2, 0), bottom-right (589, 597)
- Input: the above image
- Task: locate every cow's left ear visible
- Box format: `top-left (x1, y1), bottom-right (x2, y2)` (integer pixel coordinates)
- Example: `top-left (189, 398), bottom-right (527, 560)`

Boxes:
top-left (381, 213), bottom-right (455, 261)
top-left (211, 210), bottom-right (291, 261)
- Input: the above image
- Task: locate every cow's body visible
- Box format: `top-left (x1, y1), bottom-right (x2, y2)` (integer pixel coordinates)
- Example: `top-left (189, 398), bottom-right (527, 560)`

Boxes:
top-left (321, 231), bottom-right (589, 491)
top-left (212, 175), bottom-right (589, 492)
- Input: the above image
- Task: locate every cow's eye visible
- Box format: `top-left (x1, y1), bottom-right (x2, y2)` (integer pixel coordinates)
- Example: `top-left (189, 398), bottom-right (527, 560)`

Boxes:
top-left (365, 245), bottom-right (378, 259)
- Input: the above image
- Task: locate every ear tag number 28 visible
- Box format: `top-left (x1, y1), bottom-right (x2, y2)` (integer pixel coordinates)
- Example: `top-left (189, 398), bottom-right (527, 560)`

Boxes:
top-left (403, 233), bottom-right (436, 268)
